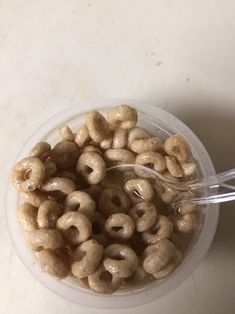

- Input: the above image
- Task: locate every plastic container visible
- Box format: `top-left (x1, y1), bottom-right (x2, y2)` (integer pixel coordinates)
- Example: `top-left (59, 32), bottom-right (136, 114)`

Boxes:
top-left (6, 98), bottom-right (219, 308)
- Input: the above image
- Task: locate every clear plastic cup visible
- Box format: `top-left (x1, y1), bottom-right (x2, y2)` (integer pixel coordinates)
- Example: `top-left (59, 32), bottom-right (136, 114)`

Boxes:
top-left (5, 99), bottom-right (219, 308)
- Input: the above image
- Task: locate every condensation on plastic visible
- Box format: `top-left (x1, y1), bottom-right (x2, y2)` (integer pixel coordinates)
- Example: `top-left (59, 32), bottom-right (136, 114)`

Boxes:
top-left (5, 98), bottom-right (219, 309)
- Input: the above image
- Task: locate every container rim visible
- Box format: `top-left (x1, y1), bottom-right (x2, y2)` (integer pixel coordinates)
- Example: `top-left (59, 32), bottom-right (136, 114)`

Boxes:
top-left (5, 98), bottom-right (219, 308)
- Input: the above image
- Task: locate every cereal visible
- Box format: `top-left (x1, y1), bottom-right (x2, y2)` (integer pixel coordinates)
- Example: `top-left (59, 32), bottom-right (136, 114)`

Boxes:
top-left (56, 170), bottom-right (77, 182)
top-left (12, 157), bottom-right (45, 192)
top-left (104, 148), bottom-right (135, 164)
top-left (178, 203), bottom-right (197, 215)
top-left (142, 215), bottom-right (173, 244)
top-left (88, 264), bottom-right (122, 294)
top-left (165, 156), bottom-right (183, 178)
top-left (21, 191), bottom-right (48, 208)
top-left (135, 152), bottom-right (166, 177)
top-left (27, 229), bottom-right (64, 251)
top-left (153, 249), bottom-right (183, 279)
top-left (59, 125), bottom-right (74, 141)
top-left (44, 160), bottom-right (57, 178)
top-left (130, 137), bottom-right (162, 154)
top-left (143, 239), bottom-right (176, 274)
top-left (124, 178), bottom-right (155, 203)
top-left (37, 200), bottom-right (62, 229)
top-left (56, 212), bottom-right (92, 245)
top-left (105, 213), bottom-right (135, 240)
top-left (30, 142), bottom-right (51, 161)
top-left (113, 129), bottom-right (128, 149)
top-left (99, 187), bottom-right (130, 216)
top-left (128, 202), bottom-right (157, 232)
top-left (38, 249), bottom-right (70, 279)
top-left (154, 171), bottom-right (180, 204)
top-left (126, 264), bottom-right (148, 284)
top-left (76, 152), bottom-right (106, 185)
top-left (83, 145), bottom-right (103, 155)
top-left (100, 136), bottom-right (113, 151)
top-left (17, 203), bottom-right (38, 232)
top-left (103, 244), bottom-right (138, 277)
top-left (40, 177), bottom-right (76, 196)
top-left (164, 134), bottom-right (189, 163)
top-left (128, 127), bottom-right (150, 146)
top-left (107, 105), bottom-right (137, 129)
top-left (64, 191), bottom-right (96, 219)
top-left (51, 140), bottom-right (79, 170)
top-left (181, 162), bottom-right (197, 176)
top-left (75, 125), bottom-right (91, 147)
top-left (173, 213), bottom-right (198, 234)
top-left (160, 188), bottom-right (178, 204)
top-left (86, 111), bottom-right (110, 143)
top-left (71, 239), bottom-right (103, 278)
top-left (11, 105), bottom-right (200, 294)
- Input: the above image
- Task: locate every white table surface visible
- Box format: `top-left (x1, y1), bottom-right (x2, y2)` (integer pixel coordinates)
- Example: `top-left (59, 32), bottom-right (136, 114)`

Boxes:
top-left (1, 1), bottom-right (235, 313)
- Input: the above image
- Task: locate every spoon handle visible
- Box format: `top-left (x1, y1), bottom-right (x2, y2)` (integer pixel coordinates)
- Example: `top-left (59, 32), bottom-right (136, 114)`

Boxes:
top-left (173, 190), bottom-right (235, 208)
top-left (107, 164), bottom-right (235, 207)
top-left (187, 168), bottom-right (235, 190)
top-left (107, 165), bottom-right (235, 195)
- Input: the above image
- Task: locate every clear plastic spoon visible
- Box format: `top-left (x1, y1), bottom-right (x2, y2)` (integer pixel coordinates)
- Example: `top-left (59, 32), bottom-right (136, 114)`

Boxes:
top-left (107, 164), bottom-right (235, 209)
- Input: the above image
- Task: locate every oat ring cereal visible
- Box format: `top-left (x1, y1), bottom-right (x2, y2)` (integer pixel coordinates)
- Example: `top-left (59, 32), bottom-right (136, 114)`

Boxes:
top-left (88, 264), bottom-right (122, 293)
top-left (44, 160), bottom-right (57, 178)
top-left (107, 105), bottom-right (138, 129)
top-left (59, 125), bottom-right (74, 142)
top-left (75, 125), bottom-right (91, 148)
top-left (51, 140), bottom-right (79, 170)
top-left (17, 203), bottom-right (38, 232)
top-left (56, 212), bottom-right (92, 245)
top-left (12, 157), bottom-right (45, 192)
top-left (113, 129), bottom-right (128, 148)
top-left (76, 152), bottom-right (106, 185)
top-left (142, 215), bottom-right (173, 244)
top-left (86, 111), bottom-right (110, 143)
top-left (83, 145), bottom-right (103, 155)
top-left (124, 178), bottom-right (155, 203)
top-left (130, 137), bottom-right (162, 154)
top-left (56, 170), bottom-right (77, 182)
top-left (21, 191), bottom-right (48, 207)
top-left (38, 249), bottom-right (70, 279)
top-left (104, 148), bottom-right (135, 165)
top-left (71, 239), bottom-right (103, 278)
top-left (37, 200), bottom-right (62, 229)
top-left (103, 244), bottom-right (138, 278)
top-left (100, 135), bottom-right (113, 151)
top-left (153, 249), bottom-right (183, 280)
top-left (105, 213), bottom-right (135, 240)
top-left (164, 134), bottom-right (189, 163)
top-left (165, 156), bottom-right (183, 178)
top-left (30, 142), bottom-right (51, 161)
top-left (99, 187), bottom-right (130, 216)
top-left (173, 213), bottom-right (198, 234)
top-left (40, 177), bottom-right (76, 195)
top-left (135, 152), bottom-right (166, 177)
top-left (128, 201), bottom-right (158, 232)
top-left (128, 127), bottom-right (150, 146)
top-left (64, 191), bottom-right (96, 219)
top-left (143, 239), bottom-right (176, 274)
top-left (27, 229), bottom-right (64, 251)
